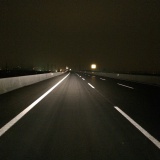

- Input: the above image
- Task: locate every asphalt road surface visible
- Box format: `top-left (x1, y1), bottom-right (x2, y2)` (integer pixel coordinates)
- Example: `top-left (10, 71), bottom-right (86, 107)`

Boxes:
top-left (0, 72), bottom-right (160, 160)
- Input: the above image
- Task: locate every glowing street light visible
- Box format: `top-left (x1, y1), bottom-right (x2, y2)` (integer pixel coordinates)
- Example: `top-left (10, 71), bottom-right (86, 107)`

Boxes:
top-left (91, 64), bottom-right (96, 69)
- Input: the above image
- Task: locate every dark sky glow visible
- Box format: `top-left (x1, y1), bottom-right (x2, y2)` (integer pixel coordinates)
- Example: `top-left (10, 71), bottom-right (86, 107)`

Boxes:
top-left (0, 0), bottom-right (160, 72)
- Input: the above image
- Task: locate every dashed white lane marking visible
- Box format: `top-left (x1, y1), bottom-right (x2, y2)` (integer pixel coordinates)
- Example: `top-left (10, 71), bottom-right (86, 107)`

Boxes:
top-left (100, 78), bottom-right (106, 80)
top-left (88, 83), bottom-right (95, 89)
top-left (82, 78), bottom-right (85, 80)
top-left (114, 106), bottom-right (160, 149)
top-left (0, 73), bottom-right (70, 137)
top-left (117, 83), bottom-right (134, 89)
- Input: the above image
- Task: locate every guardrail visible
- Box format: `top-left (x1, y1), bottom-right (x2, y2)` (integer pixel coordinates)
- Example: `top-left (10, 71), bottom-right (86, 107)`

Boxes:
top-left (82, 71), bottom-right (160, 87)
top-left (0, 72), bottom-right (64, 95)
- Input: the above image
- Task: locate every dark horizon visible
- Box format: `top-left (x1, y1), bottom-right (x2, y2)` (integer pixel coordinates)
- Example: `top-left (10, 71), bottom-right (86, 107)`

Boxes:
top-left (0, 0), bottom-right (160, 73)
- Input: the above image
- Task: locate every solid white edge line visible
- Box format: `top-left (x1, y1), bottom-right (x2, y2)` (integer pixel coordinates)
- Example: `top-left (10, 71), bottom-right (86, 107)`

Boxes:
top-left (0, 73), bottom-right (70, 137)
top-left (114, 106), bottom-right (160, 149)
top-left (117, 83), bottom-right (134, 89)
top-left (88, 83), bottom-right (95, 89)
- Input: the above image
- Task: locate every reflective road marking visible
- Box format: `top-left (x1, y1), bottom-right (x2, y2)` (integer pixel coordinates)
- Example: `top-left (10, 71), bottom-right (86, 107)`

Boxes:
top-left (100, 78), bottom-right (106, 80)
top-left (117, 83), bottom-right (134, 89)
top-left (88, 83), bottom-right (95, 89)
top-left (114, 106), bottom-right (160, 149)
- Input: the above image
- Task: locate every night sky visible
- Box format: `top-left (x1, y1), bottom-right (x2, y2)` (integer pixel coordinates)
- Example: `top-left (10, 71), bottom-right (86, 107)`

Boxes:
top-left (0, 0), bottom-right (160, 72)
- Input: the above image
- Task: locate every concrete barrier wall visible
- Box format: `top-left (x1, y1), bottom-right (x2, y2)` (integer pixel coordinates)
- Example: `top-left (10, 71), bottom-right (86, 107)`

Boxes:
top-left (84, 71), bottom-right (160, 86)
top-left (0, 72), bottom-right (64, 95)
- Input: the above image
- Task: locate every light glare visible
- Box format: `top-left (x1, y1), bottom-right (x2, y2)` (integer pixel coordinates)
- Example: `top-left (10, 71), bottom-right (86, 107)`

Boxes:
top-left (91, 64), bottom-right (96, 69)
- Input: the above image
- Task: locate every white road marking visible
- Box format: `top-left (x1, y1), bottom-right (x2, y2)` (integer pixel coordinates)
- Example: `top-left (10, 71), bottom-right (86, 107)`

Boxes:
top-left (88, 75), bottom-right (90, 76)
top-left (88, 83), bottom-right (95, 89)
top-left (0, 73), bottom-right (70, 137)
top-left (114, 106), bottom-right (160, 149)
top-left (82, 78), bottom-right (85, 80)
top-left (117, 83), bottom-right (134, 89)
top-left (79, 76), bottom-right (81, 77)
top-left (100, 78), bottom-right (106, 80)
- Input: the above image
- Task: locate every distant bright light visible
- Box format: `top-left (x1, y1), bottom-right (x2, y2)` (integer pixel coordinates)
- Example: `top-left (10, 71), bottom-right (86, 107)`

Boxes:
top-left (69, 69), bottom-right (71, 71)
top-left (91, 64), bottom-right (96, 69)
top-left (66, 66), bottom-right (69, 69)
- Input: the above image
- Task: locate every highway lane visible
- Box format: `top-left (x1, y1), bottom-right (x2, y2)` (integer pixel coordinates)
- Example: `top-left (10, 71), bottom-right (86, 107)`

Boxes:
top-left (0, 73), bottom-right (69, 128)
top-left (78, 72), bottom-right (160, 141)
top-left (0, 72), bottom-right (160, 159)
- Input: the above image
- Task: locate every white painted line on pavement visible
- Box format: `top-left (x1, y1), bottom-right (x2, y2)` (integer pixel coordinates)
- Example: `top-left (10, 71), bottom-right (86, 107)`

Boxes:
top-left (82, 78), bottom-right (85, 80)
top-left (117, 83), bottom-right (134, 89)
top-left (0, 73), bottom-right (70, 137)
top-left (88, 83), bottom-right (95, 89)
top-left (114, 106), bottom-right (160, 149)
top-left (100, 78), bottom-right (106, 80)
